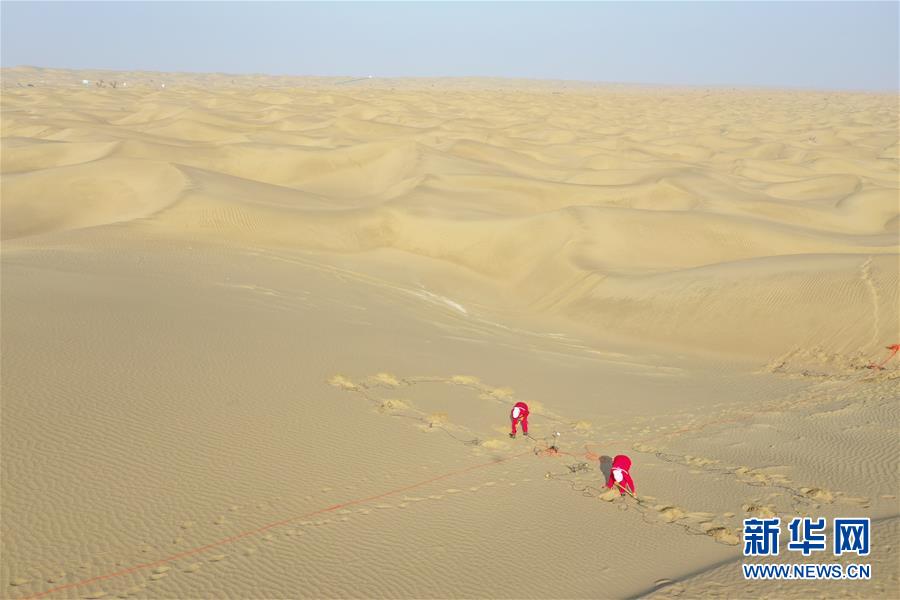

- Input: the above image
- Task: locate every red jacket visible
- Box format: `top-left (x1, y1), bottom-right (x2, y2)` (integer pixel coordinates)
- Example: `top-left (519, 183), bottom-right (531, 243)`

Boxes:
top-left (607, 454), bottom-right (635, 496)
top-left (510, 402), bottom-right (529, 420)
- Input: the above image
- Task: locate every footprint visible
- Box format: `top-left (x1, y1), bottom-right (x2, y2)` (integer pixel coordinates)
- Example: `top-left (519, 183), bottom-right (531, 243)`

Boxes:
top-left (705, 526), bottom-right (740, 546)
top-left (213, 516), bottom-right (227, 525)
top-left (120, 584), bottom-right (145, 596)
top-left (632, 443), bottom-right (658, 453)
top-left (801, 488), bottom-right (834, 503)
top-left (427, 412), bottom-right (448, 426)
top-left (657, 506), bottom-right (686, 522)
top-left (208, 554), bottom-right (227, 562)
top-left (486, 387), bottom-right (514, 399)
top-left (149, 572), bottom-right (168, 581)
top-left (9, 577), bottom-right (31, 587)
top-left (371, 373), bottom-right (401, 387)
top-left (180, 521), bottom-right (194, 530)
top-left (598, 489), bottom-right (621, 502)
top-left (328, 375), bottom-right (358, 390)
top-left (378, 397), bottom-right (409, 414)
top-left (743, 503), bottom-right (776, 518)
top-left (243, 547), bottom-right (258, 556)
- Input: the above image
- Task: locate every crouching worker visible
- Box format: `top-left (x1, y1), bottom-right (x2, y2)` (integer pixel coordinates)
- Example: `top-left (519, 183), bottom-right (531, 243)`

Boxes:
top-left (509, 402), bottom-right (529, 438)
top-left (607, 454), bottom-right (636, 496)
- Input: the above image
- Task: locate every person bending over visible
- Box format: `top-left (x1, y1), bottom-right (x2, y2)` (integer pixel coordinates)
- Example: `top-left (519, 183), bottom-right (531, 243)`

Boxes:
top-left (509, 402), bottom-right (529, 438)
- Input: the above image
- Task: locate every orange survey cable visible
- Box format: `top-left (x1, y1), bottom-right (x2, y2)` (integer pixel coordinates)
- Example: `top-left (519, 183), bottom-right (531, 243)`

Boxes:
top-left (868, 344), bottom-right (899, 370)
top-left (25, 450), bottom-right (533, 600)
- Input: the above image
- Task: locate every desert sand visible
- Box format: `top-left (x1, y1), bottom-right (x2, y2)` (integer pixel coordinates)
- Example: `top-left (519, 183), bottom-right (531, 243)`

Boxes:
top-left (1, 66), bottom-right (898, 599)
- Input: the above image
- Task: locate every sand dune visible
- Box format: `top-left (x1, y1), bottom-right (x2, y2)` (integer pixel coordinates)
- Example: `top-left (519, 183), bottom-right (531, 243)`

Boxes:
top-left (1, 157), bottom-right (187, 239)
top-left (2, 67), bottom-right (897, 599)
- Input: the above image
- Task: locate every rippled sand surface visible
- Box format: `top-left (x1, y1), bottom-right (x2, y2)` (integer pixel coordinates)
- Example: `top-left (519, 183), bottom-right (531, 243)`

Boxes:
top-left (2, 67), bottom-right (897, 598)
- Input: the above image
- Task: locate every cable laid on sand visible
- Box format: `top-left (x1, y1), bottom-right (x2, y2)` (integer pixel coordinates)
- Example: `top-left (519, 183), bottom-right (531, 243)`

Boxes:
top-left (24, 449), bottom-right (532, 600)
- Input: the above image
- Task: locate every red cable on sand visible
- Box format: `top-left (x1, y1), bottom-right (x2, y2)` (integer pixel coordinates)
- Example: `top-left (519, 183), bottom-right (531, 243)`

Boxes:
top-left (868, 344), bottom-right (899, 370)
top-left (24, 450), bottom-right (532, 600)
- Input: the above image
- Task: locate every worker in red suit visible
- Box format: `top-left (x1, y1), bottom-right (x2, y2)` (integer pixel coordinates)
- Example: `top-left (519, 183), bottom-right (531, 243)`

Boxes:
top-left (606, 454), bottom-right (636, 496)
top-left (509, 401), bottom-right (529, 438)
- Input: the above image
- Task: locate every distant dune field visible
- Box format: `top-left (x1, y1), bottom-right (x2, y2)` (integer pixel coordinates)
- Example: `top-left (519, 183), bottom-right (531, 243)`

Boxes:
top-left (2, 67), bottom-right (898, 599)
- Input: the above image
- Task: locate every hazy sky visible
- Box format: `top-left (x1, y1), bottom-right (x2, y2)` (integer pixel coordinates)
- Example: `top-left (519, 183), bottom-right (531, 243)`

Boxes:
top-left (2, 1), bottom-right (898, 90)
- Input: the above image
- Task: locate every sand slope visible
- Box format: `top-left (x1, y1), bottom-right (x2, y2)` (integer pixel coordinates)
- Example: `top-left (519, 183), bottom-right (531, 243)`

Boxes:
top-left (3, 69), bottom-right (896, 359)
top-left (2, 67), bottom-right (898, 599)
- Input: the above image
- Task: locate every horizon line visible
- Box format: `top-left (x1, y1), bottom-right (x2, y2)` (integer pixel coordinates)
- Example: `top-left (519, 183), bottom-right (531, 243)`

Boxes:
top-left (4, 64), bottom-right (897, 95)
